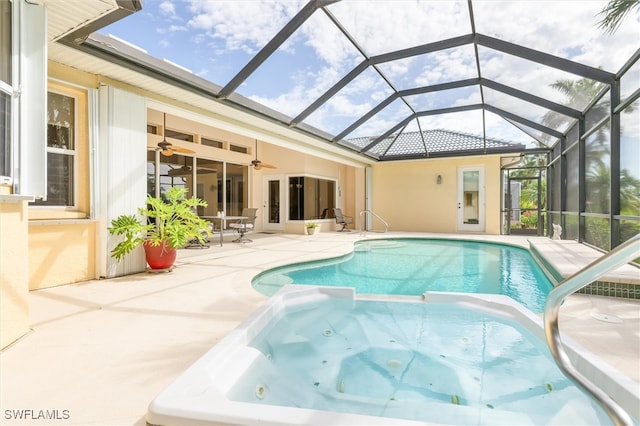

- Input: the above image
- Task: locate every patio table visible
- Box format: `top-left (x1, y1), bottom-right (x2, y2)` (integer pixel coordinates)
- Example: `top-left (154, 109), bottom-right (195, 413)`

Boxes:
top-left (202, 215), bottom-right (247, 247)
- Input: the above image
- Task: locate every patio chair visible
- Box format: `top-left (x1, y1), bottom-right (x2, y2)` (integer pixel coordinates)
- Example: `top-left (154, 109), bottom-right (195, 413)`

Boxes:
top-left (333, 208), bottom-right (353, 232)
top-left (230, 208), bottom-right (258, 243)
top-left (312, 208), bottom-right (328, 219)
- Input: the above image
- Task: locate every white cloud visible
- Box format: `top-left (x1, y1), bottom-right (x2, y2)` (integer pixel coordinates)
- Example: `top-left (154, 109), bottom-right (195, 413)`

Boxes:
top-left (186, 0), bottom-right (305, 54)
top-left (159, 1), bottom-right (176, 16)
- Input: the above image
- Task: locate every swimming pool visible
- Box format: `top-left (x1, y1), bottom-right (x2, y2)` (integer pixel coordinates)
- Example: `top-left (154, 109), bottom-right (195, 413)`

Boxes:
top-left (147, 286), bottom-right (639, 425)
top-left (253, 238), bottom-right (554, 312)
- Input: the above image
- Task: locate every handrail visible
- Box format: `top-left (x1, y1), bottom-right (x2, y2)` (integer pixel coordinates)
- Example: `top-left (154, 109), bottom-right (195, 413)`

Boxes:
top-left (544, 233), bottom-right (639, 426)
top-left (359, 210), bottom-right (389, 234)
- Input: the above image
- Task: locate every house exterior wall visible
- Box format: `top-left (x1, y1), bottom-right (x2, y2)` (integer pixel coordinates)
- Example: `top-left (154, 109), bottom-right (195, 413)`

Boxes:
top-left (255, 143), bottom-right (365, 234)
top-left (26, 72), bottom-right (99, 289)
top-left (371, 156), bottom-right (502, 234)
top-left (0, 198), bottom-right (31, 348)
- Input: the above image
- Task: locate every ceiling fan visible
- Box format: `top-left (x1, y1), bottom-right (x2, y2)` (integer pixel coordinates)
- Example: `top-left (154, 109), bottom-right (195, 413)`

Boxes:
top-left (156, 113), bottom-right (195, 157)
top-left (251, 139), bottom-right (276, 170)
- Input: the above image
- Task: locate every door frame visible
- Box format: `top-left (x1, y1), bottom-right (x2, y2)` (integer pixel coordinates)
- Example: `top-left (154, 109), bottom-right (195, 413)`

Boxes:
top-left (457, 166), bottom-right (485, 232)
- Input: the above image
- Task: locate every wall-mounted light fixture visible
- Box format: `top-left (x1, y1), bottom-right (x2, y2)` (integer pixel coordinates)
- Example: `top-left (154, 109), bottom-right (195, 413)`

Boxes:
top-left (436, 175), bottom-right (442, 184)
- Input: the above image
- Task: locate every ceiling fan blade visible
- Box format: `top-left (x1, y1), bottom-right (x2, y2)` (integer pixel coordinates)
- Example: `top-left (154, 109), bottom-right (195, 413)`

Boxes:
top-left (260, 163), bottom-right (277, 169)
top-left (171, 146), bottom-right (195, 154)
top-left (254, 164), bottom-right (262, 170)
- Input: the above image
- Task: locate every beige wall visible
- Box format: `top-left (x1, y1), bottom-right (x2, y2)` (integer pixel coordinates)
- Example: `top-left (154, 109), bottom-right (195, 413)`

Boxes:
top-left (371, 156), bottom-right (503, 234)
top-left (1, 200), bottom-right (31, 349)
top-left (254, 142), bottom-right (365, 234)
top-left (28, 222), bottom-right (97, 290)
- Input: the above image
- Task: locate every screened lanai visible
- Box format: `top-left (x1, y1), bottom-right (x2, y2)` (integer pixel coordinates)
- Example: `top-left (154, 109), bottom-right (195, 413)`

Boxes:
top-left (55, 0), bottom-right (639, 251)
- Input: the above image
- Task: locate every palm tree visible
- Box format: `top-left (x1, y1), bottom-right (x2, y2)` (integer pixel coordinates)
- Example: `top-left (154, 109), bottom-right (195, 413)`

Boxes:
top-left (541, 78), bottom-right (606, 134)
top-left (597, 0), bottom-right (640, 34)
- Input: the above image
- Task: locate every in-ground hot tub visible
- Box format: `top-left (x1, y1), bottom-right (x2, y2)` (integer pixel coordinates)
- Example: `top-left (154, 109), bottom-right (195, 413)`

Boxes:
top-left (147, 286), bottom-right (639, 425)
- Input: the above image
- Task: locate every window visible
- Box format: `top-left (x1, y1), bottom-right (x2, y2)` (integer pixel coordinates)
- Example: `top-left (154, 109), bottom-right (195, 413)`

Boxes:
top-left (288, 176), bottom-right (336, 221)
top-left (32, 91), bottom-right (76, 206)
top-left (0, 0), bottom-right (12, 181)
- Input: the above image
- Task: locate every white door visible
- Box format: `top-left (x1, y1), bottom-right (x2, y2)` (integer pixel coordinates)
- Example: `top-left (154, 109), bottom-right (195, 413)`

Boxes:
top-left (263, 176), bottom-right (285, 231)
top-left (457, 167), bottom-right (485, 232)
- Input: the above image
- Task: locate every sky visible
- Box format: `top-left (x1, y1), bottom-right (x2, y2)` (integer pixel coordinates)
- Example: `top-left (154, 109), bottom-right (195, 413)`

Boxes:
top-left (99, 0), bottom-right (639, 148)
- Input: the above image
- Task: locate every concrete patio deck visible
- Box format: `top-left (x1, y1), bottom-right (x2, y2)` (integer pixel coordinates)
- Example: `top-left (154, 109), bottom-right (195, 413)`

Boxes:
top-left (1, 232), bottom-right (638, 425)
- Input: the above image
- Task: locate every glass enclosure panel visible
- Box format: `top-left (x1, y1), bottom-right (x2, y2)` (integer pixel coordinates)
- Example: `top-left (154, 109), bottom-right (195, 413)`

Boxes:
top-left (620, 98), bottom-right (640, 217)
top-left (404, 86), bottom-right (481, 111)
top-left (584, 121), bottom-right (610, 214)
top-left (565, 146), bottom-right (579, 212)
top-left (584, 90), bottom-right (610, 132)
top-left (414, 110), bottom-right (485, 143)
top-left (327, 0), bottom-right (469, 56)
top-left (343, 98), bottom-right (414, 141)
top-left (548, 213), bottom-right (561, 235)
top-left (100, 1), bottom-right (305, 89)
top-left (288, 176), bottom-right (336, 221)
top-left (376, 45), bottom-right (478, 90)
top-left (619, 219), bottom-right (640, 247)
top-left (549, 162), bottom-right (561, 212)
top-left (303, 67), bottom-right (394, 136)
top-left (238, 10), bottom-right (364, 118)
top-left (497, 119), bottom-right (556, 149)
top-left (484, 113), bottom-right (542, 150)
top-left (620, 59), bottom-right (640, 103)
top-left (584, 216), bottom-right (610, 251)
top-left (473, 0), bottom-right (638, 72)
top-left (564, 214), bottom-right (579, 241)
top-left (483, 86), bottom-right (575, 134)
top-left (479, 47), bottom-right (604, 112)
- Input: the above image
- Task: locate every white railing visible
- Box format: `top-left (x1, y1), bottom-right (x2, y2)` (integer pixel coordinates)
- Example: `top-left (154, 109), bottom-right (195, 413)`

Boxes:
top-left (358, 210), bottom-right (389, 235)
top-left (544, 233), bottom-right (639, 426)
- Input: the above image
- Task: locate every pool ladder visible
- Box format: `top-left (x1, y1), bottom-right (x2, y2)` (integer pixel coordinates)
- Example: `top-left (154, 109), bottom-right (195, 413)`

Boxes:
top-left (544, 233), bottom-right (639, 426)
top-left (359, 210), bottom-right (389, 235)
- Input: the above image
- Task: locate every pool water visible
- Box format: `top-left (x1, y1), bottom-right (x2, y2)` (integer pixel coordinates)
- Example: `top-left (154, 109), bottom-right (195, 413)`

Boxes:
top-left (253, 239), bottom-right (554, 312)
top-left (226, 297), bottom-right (610, 425)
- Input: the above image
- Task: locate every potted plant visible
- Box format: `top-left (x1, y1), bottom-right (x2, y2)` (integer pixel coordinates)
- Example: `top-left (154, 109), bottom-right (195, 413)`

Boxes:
top-left (305, 221), bottom-right (319, 235)
top-left (108, 186), bottom-right (211, 270)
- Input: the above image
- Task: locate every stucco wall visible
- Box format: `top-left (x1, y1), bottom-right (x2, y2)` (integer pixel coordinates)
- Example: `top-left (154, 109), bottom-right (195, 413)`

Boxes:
top-left (28, 222), bottom-right (97, 290)
top-left (1, 200), bottom-right (31, 349)
top-left (255, 143), bottom-right (365, 234)
top-left (371, 156), bottom-right (502, 234)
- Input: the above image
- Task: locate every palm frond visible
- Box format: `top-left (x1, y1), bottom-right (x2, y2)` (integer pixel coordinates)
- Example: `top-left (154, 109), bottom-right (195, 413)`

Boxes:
top-left (597, 0), bottom-right (640, 34)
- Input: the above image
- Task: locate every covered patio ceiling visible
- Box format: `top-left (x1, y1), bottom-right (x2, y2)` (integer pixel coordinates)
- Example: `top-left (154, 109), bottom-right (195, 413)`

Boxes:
top-left (56, 0), bottom-right (639, 161)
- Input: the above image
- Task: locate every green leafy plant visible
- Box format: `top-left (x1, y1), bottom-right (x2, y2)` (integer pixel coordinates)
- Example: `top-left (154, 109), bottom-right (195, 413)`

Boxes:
top-left (108, 186), bottom-right (211, 261)
top-left (305, 221), bottom-right (319, 229)
top-left (520, 211), bottom-right (539, 229)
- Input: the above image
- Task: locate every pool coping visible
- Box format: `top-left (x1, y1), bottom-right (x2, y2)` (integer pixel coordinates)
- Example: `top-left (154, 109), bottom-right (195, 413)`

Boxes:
top-left (528, 238), bottom-right (640, 300)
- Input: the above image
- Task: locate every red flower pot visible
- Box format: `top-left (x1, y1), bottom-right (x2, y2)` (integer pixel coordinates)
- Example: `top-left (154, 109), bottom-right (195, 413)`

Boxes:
top-left (143, 240), bottom-right (177, 270)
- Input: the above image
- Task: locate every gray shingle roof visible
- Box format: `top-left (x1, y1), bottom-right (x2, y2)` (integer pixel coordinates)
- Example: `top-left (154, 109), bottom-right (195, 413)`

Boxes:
top-left (345, 129), bottom-right (526, 159)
